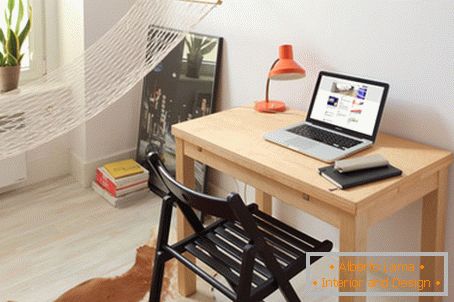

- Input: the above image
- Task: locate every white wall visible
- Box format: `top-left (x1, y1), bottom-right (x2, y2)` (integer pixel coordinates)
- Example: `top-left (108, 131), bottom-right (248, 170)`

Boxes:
top-left (194, 0), bottom-right (454, 299)
top-left (83, 0), bottom-right (141, 162)
top-left (57, 0), bottom-right (84, 66)
top-left (68, 0), bottom-right (142, 186)
top-left (58, 0), bottom-right (87, 164)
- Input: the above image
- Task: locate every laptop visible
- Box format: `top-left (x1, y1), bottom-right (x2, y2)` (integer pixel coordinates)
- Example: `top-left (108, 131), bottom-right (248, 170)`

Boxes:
top-left (264, 71), bottom-right (389, 162)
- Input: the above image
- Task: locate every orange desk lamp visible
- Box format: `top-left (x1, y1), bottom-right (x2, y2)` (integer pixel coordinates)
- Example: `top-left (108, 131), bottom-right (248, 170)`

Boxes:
top-left (255, 44), bottom-right (306, 113)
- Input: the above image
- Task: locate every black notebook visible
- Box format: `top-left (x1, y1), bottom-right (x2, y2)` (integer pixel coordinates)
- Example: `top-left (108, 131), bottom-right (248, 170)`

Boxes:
top-left (319, 164), bottom-right (402, 189)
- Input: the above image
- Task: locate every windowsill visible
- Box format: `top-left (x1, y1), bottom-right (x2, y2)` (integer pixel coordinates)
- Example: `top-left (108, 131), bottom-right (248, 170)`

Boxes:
top-left (0, 83), bottom-right (71, 136)
top-left (19, 68), bottom-right (46, 85)
top-left (0, 81), bottom-right (70, 97)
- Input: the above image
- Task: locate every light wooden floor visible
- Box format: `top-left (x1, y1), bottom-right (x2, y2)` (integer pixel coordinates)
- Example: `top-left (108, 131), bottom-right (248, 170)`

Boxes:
top-left (0, 177), bottom-right (162, 302)
top-left (0, 177), bottom-right (414, 302)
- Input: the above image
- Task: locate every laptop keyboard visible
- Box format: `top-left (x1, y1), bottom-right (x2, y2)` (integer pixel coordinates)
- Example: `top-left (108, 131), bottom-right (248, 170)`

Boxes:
top-left (287, 124), bottom-right (362, 150)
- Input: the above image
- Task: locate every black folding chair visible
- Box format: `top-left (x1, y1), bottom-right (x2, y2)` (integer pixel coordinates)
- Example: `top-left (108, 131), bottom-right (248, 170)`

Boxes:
top-left (147, 152), bottom-right (333, 302)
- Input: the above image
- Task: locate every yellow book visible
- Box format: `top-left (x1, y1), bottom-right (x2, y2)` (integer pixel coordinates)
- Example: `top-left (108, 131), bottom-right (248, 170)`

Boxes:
top-left (104, 159), bottom-right (144, 179)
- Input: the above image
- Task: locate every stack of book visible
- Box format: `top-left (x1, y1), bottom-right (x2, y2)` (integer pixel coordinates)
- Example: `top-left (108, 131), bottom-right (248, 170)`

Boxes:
top-left (92, 159), bottom-right (150, 208)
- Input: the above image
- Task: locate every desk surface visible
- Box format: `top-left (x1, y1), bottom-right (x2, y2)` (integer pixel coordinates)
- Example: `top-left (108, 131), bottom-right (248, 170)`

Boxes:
top-left (173, 106), bottom-right (452, 213)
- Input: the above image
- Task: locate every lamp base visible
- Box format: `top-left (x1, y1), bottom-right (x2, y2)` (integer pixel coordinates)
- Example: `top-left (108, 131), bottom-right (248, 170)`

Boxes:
top-left (255, 100), bottom-right (286, 113)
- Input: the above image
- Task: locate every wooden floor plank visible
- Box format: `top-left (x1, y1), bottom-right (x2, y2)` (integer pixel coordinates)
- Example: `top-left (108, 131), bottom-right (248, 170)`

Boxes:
top-left (0, 177), bottom-right (161, 302)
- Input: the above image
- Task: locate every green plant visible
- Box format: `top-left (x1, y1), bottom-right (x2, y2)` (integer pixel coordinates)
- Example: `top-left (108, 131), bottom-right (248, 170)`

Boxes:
top-left (185, 35), bottom-right (217, 59)
top-left (0, 0), bottom-right (32, 67)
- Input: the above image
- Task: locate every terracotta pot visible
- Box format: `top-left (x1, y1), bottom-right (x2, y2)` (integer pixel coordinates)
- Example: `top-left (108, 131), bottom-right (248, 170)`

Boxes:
top-left (0, 65), bottom-right (21, 93)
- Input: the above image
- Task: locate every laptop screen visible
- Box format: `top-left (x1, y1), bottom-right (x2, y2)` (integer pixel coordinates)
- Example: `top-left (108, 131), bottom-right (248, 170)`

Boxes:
top-left (308, 73), bottom-right (388, 138)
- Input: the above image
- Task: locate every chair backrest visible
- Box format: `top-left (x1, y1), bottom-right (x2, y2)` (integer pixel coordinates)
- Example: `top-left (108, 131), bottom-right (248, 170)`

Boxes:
top-left (147, 152), bottom-right (238, 221)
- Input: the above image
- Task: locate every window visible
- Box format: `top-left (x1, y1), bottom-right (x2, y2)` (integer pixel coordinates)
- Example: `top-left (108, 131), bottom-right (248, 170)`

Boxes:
top-left (0, 0), bottom-right (46, 81)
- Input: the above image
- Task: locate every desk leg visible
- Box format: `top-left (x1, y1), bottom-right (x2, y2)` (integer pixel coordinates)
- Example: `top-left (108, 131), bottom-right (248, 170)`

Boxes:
top-left (339, 212), bottom-right (368, 302)
top-left (255, 189), bottom-right (272, 215)
top-left (420, 168), bottom-right (448, 302)
top-left (175, 138), bottom-right (197, 297)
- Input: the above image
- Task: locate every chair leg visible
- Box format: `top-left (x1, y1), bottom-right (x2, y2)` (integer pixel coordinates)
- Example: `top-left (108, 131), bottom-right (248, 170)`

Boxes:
top-left (149, 196), bottom-right (174, 302)
top-left (278, 280), bottom-right (301, 302)
top-left (236, 244), bottom-right (256, 301)
top-left (149, 251), bottom-right (166, 302)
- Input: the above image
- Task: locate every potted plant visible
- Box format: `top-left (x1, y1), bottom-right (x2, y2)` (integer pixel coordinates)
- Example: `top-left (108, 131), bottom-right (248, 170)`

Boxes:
top-left (185, 35), bottom-right (217, 79)
top-left (0, 0), bottom-right (32, 93)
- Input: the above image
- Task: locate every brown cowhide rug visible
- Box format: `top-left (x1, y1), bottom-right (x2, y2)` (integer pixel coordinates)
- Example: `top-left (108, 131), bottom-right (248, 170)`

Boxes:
top-left (54, 244), bottom-right (177, 302)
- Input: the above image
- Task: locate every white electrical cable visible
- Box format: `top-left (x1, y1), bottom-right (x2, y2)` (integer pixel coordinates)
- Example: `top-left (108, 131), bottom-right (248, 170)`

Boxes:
top-left (0, 0), bottom-right (218, 160)
top-left (243, 182), bottom-right (248, 203)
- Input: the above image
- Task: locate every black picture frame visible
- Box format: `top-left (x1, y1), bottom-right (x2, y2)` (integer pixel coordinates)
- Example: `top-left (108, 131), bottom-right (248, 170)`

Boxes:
top-left (136, 32), bottom-right (223, 195)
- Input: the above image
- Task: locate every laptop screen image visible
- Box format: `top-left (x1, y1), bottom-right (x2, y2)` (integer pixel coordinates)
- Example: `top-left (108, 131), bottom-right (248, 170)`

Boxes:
top-left (308, 73), bottom-right (387, 138)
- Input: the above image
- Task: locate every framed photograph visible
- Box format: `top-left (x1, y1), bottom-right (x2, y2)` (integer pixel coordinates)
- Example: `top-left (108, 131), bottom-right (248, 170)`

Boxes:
top-left (136, 32), bottom-right (223, 195)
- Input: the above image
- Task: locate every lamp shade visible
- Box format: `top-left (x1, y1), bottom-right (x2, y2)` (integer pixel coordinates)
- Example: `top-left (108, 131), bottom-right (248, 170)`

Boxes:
top-left (269, 45), bottom-right (306, 80)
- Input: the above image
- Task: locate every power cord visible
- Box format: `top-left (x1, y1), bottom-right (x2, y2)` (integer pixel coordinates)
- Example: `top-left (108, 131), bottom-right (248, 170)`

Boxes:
top-left (232, 177), bottom-right (248, 203)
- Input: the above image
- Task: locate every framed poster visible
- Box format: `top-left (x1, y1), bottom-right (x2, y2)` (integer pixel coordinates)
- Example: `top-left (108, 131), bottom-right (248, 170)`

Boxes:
top-left (136, 32), bottom-right (223, 195)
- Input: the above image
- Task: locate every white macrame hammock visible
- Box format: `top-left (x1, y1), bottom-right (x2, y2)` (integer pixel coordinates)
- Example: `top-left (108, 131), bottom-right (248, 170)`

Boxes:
top-left (0, 0), bottom-right (219, 160)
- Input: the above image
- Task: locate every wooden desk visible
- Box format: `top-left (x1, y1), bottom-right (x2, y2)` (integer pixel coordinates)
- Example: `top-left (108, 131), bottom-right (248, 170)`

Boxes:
top-left (172, 106), bottom-right (452, 302)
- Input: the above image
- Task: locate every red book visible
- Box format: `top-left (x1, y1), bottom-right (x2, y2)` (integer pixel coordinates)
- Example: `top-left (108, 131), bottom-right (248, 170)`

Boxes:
top-left (96, 167), bottom-right (148, 197)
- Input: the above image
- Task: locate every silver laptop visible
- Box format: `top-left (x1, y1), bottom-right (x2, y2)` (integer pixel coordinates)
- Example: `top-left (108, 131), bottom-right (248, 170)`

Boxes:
top-left (264, 71), bottom-right (389, 162)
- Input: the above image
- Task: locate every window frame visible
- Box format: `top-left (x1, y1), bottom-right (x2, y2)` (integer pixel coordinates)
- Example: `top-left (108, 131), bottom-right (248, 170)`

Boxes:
top-left (19, 0), bottom-right (46, 83)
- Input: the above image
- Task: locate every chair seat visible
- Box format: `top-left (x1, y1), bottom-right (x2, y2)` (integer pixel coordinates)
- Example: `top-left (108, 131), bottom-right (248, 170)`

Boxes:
top-left (174, 204), bottom-right (332, 301)
top-left (148, 152), bottom-right (333, 302)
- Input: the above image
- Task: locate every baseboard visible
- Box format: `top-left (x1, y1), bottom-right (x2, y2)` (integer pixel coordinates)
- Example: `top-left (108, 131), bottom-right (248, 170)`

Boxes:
top-left (70, 148), bottom-right (137, 188)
